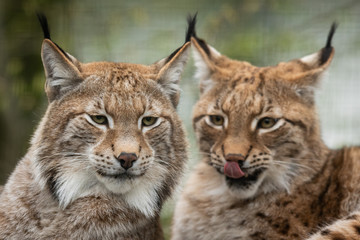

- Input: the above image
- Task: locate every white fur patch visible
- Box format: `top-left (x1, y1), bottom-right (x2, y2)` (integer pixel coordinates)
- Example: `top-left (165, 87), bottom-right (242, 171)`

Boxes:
top-left (123, 180), bottom-right (160, 217)
top-left (260, 164), bottom-right (292, 195)
top-left (56, 169), bottom-right (98, 208)
top-left (192, 47), bottom-right (214, 93)
top-left (192, 44), bottom-right (221, 94)
top-left (300, 52), bottom-right (320, 66)
top-left (192, 46), bottom-right (209, 79)
top-left (123, 162), bottom-right (168, 217)
top-left (208, 45), bottom-right (221, 57)
top-left (251, 118), bottom-right (259, 131)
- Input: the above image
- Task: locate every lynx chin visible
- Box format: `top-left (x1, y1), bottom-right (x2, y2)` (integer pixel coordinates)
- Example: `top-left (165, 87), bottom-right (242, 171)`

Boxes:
top-left (0, 14), bottom-right (195, 240)
top-left (172, 18), bottom-right (360, 240)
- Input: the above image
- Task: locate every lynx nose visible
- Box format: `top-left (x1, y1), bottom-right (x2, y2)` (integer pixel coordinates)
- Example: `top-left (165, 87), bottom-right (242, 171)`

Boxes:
top-left (225, 154), bottom-right (245, 167)
top-left (117, 152), bottom-right (138, 170)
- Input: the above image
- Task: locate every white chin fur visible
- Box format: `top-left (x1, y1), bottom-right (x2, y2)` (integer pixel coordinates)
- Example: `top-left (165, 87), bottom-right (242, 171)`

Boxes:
top-left (260, 163), bottom-right (293, 194)
top-left (95, 174), bottom-right (135, 194)
top-left (231, 166), bottom-right (292, 199)
top-left (54, 165), bottom-right (167, 218)
top-left (96, 175), bottom-right (161, 218)
top-left (228, 174), bottom-right (266, 199)
top-left (56, 170), bottom-right (99, 208)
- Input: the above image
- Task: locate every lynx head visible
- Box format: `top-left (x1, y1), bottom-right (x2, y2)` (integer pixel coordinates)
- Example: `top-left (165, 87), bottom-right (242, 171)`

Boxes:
top-left (31, 14), bottom-right (194, 217)
top-left (191, 23), bottom-right (337, 199)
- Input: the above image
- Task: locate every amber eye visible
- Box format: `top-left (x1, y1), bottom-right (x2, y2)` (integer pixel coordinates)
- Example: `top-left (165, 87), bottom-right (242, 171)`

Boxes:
top-left (209, 115), bottom-right (224, 126)
top-left (90, 115), bottom-right (108, 125)
top-left (258, 117), bottom-right (277, 129)
top-left (142, 116), bottom-right (158, 127)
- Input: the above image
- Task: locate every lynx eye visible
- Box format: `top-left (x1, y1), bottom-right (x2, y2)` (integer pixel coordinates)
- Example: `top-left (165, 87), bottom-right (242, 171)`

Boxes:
top-left (142, 116), bottom-right (158, 127)
top-left (258, 117), bottom-right (277, 129)
top-left (90, 115), bottom-right (108, 125)
top-left (209, 115), bottom-right (224, 126)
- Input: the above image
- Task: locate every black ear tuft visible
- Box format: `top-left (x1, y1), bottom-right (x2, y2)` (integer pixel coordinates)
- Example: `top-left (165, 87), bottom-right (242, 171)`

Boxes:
top-left (37, 12), bottom-right (51, 39)
top-left (165, 13), bottom-right (197, 63)
top-left (320, 22), bottom-right (338, 65)
top-left (37, 13), bottom-right (72, 61)
top-left (325, 22), bottom-right (337, 49)
top-left (188, 13), bottom-right (211, 57)
top-left (185, 13), bottom-right (197, 42)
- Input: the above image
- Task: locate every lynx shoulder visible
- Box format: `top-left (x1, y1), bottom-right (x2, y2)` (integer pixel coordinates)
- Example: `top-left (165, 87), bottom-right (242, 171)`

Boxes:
top-left (172, 21), bottom-right (360, 240)
top-left (0, 14), bottom-right (194, 240)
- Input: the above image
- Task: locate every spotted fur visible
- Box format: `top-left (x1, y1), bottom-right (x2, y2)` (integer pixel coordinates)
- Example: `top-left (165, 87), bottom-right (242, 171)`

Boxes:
top-left (0, 15), bottom-right (192, 239)
top-left (172, 23), bottom-right (360, 240)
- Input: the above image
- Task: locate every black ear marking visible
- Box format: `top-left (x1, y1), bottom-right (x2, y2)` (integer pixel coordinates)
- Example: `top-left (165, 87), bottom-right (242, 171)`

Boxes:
top-left (325, 22), bottom-right (337, 49)
top-left (185, 12), bottom-right (197, 42)
top-left (37, 13), bottom-right (71, 61)
top-left (37, 12), bottom-right (51, 39)
top-left (188, 13), bottom-right (211, 57)
top-left (320, 22), bottom-right (338, 65)
top-left (165, 13), bottom-right (197, 63)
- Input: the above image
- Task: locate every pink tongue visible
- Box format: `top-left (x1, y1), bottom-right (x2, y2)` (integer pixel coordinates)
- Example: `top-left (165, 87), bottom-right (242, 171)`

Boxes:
top-left (224, 162), bottom-right (245, 179)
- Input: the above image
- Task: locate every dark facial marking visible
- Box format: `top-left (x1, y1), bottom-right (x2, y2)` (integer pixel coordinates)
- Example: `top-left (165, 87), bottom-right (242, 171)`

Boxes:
top-left (354, 224), bottom-right (360, 235)
top-left (46, 169), bottom-right (60, 202)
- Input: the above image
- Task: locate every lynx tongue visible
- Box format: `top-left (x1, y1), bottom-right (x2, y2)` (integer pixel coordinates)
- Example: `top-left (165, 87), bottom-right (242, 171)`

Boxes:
top-left (224, 162), bottom-right (245, 179)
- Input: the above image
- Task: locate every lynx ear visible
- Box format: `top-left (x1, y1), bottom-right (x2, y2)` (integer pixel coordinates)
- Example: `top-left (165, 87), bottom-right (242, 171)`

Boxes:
top-left (287, 23), bottom-right (337, 102)
top-left (191, 33), bottom-right (222, 94)
top-left (302, 23), bottom-right (337, 67)
top-left (154, 14), bottom-right (197, 107)
top-left (155, 42), bottom-right (190, 107)
top-left (41, 39), bottom-right (82, 102)
top-left (38, 13), bottom-right (82, 102)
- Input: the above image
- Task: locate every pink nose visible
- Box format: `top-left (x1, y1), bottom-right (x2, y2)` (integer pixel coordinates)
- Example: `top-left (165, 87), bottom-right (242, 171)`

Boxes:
top-left (116, 152), bottom-right (138, 170)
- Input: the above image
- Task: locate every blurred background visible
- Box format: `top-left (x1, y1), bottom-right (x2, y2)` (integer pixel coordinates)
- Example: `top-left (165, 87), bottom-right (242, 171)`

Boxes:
top-left (0, 0), bottom-right (359, 238)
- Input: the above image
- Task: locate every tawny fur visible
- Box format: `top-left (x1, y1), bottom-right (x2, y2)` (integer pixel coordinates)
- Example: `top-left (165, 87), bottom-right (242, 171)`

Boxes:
top-left (0, 18), bottom-right (190, 239)
top-left (172, 25), bottom-right (360, 240)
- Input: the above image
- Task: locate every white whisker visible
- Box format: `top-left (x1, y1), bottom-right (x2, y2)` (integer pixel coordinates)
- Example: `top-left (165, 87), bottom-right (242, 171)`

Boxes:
top-left (272, 160), bottom-right (315, 173)
top-left (155, 159), bottom-right (170, 166)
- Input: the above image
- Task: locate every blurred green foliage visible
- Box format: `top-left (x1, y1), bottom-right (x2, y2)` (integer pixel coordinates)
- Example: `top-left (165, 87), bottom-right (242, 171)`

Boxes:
top-left (1, 0), bottom-right (360, 239)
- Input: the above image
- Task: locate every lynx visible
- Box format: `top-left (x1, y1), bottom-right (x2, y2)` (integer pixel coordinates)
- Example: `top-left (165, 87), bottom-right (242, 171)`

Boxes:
top-left (172, 20), bottom-right (360, 240)
top-left (0, 14), bottom-right (194, 240)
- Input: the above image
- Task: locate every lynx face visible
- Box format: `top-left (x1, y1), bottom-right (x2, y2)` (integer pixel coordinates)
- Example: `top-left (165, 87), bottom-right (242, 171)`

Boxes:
top-left (32, 33), bottom-right (189, 217)
top-left (191, 28), bottom-right (335, 199)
